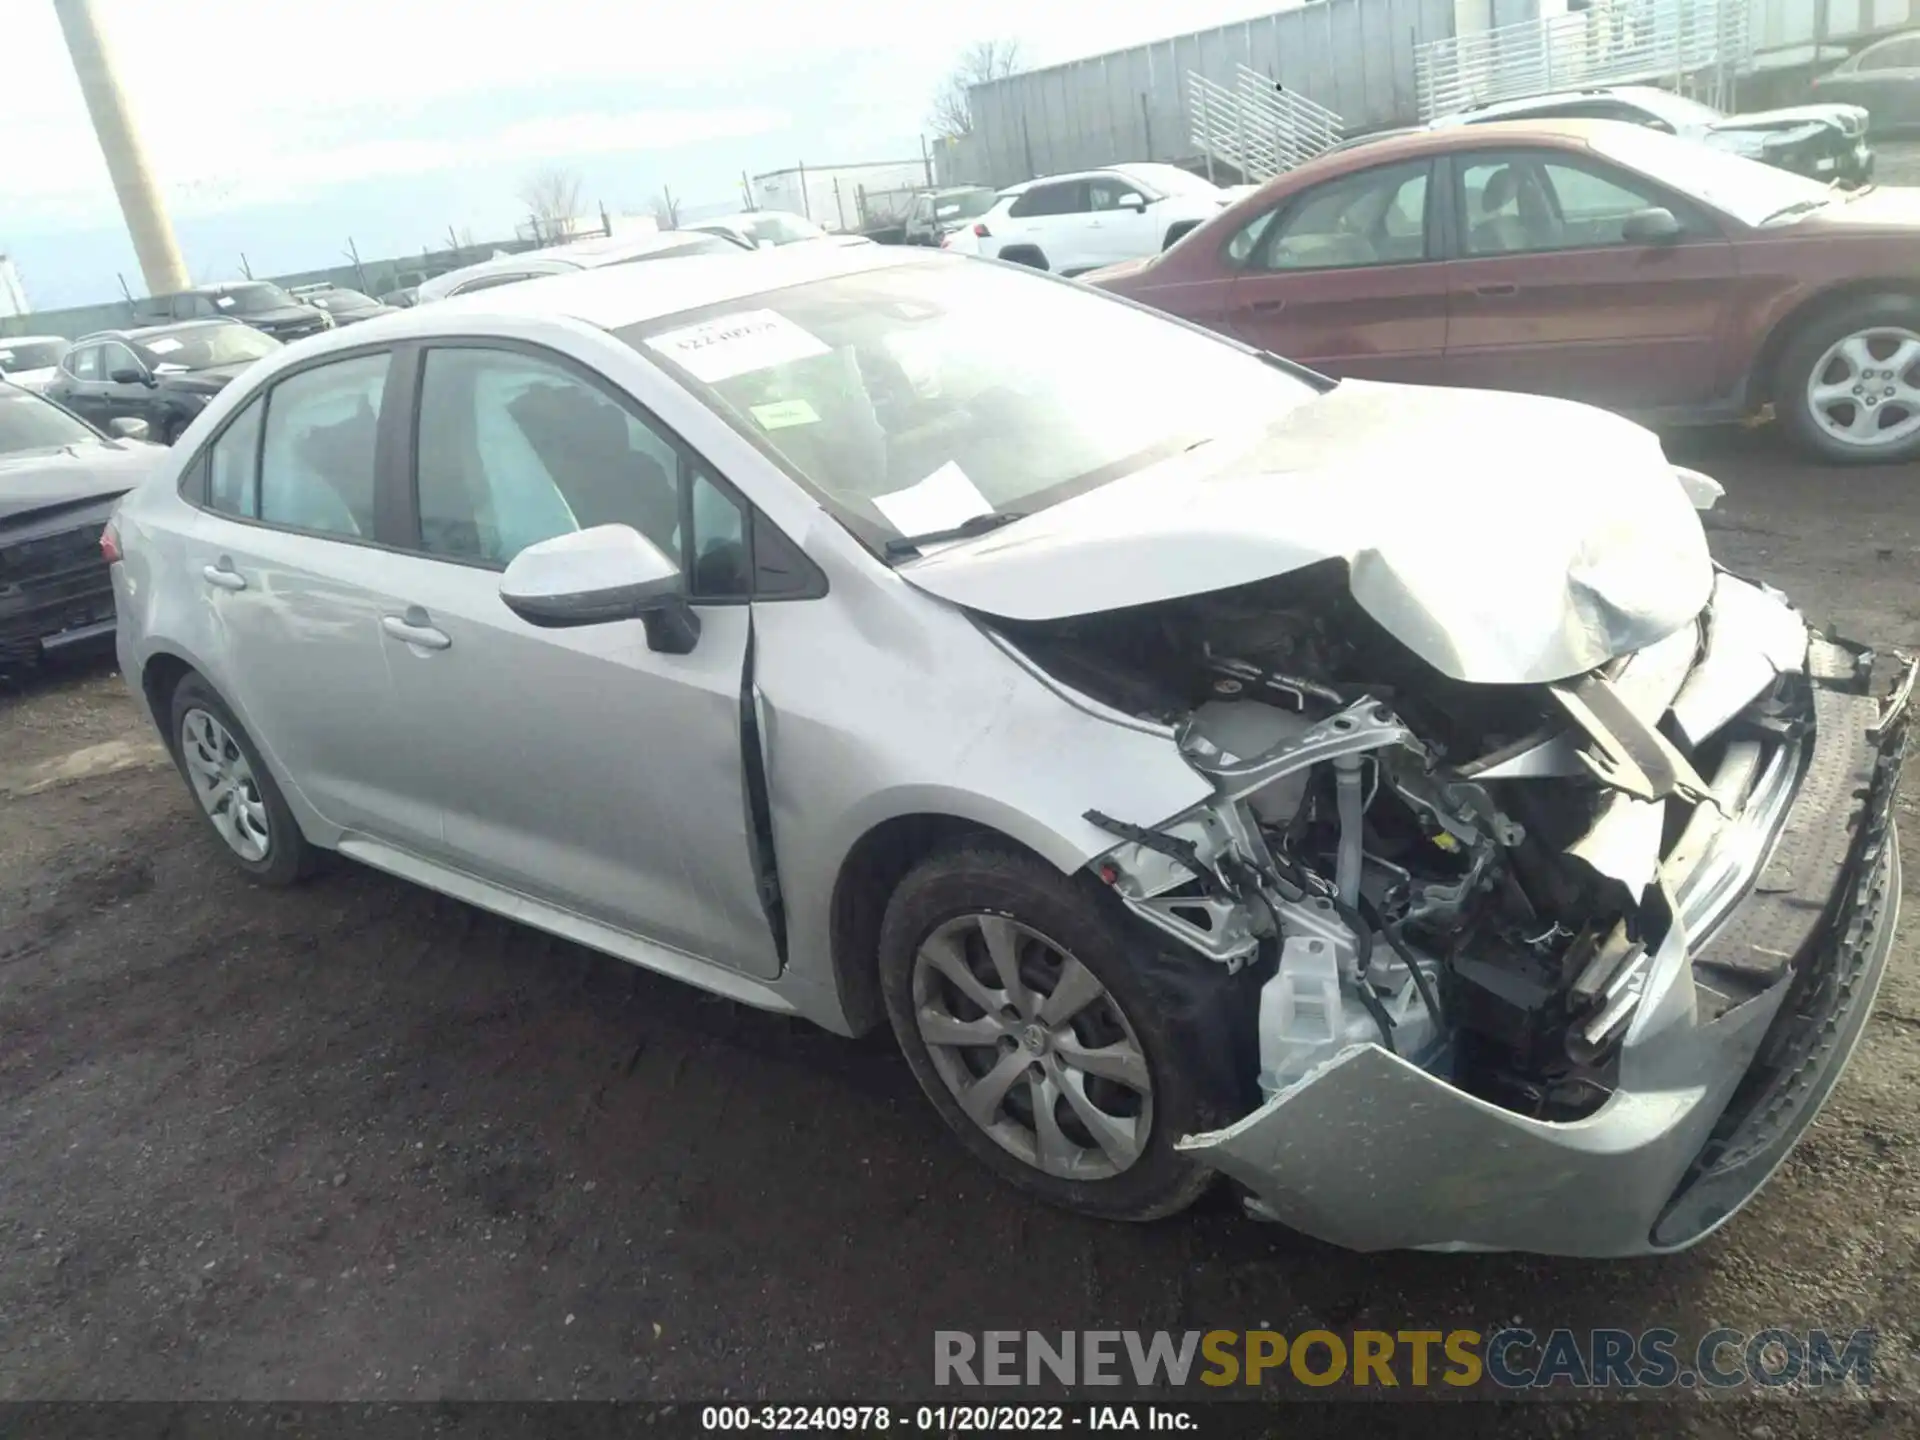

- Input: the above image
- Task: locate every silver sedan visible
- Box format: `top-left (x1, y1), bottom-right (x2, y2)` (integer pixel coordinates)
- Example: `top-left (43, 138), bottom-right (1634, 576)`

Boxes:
top-left (106, 243), bottom-right (1910, 1254)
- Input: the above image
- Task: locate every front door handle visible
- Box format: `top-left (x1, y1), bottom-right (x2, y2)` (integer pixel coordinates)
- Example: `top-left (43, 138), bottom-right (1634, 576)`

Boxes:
top-left (1249, 298), bottom-right (1287, 313)
top-left (1473, 282), bottom-right (1519, 297)
top-left (381, 608), bottom-right (451, 651)
top-left (202, 559), bottom-right (247, 592)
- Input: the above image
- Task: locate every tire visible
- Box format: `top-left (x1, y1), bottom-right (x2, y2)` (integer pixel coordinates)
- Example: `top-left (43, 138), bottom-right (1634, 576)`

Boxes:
top-left (878, 840), bottom-right (1237, 1222)
top-left (997, 246), bottom-right (1049, 271)
top-left (1775, 292), bottom-right (1920, 465)
top-left (158, 414), bottom-right (185, 446)
top-left (168, 674), bottom-right (316, 886)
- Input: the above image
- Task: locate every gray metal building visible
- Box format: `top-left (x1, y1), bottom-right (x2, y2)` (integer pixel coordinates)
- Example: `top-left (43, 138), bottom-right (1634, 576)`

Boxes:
top-left (937, 0), bottom-right (1459, 188)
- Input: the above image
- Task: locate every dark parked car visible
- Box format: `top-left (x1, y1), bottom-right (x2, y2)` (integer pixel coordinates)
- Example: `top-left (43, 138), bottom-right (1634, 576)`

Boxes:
top-left (902, 186), bottom-right (1000, 246)
top-left (1089, 119), bottom-right (1920, 463)
top-left (1336, 85), bottom-right (1873, 184)
top-left (288, 283), bottom-right (397, 326)
top-left (132, 281), bottom-right (333, 343)
top-left (1813, 30), bottom-right (1920, 135)
top-left (42, 321), bottom-right (282, 445)
top-left (0, 381), bottom-right (158, 664)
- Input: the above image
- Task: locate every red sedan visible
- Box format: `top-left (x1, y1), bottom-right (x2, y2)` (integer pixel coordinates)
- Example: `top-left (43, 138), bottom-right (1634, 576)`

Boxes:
top-left (1088, 120), bottom-right (1920, 464)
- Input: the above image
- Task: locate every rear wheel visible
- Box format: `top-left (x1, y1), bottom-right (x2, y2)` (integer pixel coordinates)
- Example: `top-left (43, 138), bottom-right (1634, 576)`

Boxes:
top-left (1777, 294), bottom-right (1920, 464)
top-left (169, 674), bottom-right (315, 886)
top-left (996, 246), bottom-right (1049, 271)
top-left (879, 842), bottom-right (1230, 1221)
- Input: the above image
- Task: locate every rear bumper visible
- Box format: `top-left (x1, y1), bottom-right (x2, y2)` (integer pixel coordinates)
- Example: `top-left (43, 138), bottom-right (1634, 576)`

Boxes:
top-left (1178, 640), bottom-right (1911, 1256)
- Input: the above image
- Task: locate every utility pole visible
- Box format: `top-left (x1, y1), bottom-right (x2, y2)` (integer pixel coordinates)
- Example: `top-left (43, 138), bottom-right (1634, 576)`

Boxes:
top-left (52, 0), bottom-right (188, 296)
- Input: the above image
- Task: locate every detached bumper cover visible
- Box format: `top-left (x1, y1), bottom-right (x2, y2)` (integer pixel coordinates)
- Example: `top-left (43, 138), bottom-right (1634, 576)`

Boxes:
top-left (1178, 644), bottom-right (1911, 1256)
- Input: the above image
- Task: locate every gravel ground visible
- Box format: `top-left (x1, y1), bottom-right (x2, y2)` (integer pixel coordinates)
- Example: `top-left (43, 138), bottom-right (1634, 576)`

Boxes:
top-left (0, 428), bottom-right (1916, 1432)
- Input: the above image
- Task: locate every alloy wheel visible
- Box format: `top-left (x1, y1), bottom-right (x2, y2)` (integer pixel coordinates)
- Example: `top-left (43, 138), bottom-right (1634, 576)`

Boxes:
top-left (1805, 325), bottom-right (1920, 452)
top-left (179, 708), bottom-right (272, 862)
top-left (911, 913), bottom-right (1152, 1180)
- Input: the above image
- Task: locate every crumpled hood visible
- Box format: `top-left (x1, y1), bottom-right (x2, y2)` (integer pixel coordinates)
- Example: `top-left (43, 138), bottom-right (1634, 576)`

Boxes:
top-left (898, 380), bottom-right (1713, 685)
top-left (0, 441), bottom-right (159, 525)
top-left (1706, 103), bottom-right (1866, 136)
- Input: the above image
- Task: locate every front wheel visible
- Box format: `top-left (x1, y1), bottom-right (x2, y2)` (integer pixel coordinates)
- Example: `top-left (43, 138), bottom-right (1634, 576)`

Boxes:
top-left (1776, 294), bottom-right (1920, 464)
top-left (878, 842), bottom-right (1231, 1221)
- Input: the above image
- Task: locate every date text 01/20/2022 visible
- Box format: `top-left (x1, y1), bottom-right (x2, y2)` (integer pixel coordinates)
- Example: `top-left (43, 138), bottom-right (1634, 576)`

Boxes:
top-left (699, 1407), bottom-right (1194, 1431)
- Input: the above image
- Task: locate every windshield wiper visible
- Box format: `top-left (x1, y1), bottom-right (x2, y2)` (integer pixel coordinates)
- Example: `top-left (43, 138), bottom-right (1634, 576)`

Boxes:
top-left (883, 510), bottom-right (1027, 560)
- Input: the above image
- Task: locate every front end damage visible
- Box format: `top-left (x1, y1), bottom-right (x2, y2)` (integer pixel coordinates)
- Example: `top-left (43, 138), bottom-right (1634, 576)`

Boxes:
top-left (1007, 556), bottom-right (1912, 1256)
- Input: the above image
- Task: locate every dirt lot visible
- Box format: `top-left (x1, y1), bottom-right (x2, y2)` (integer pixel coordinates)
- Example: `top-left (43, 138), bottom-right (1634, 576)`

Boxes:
top-left (1, 428), bottom-right (1917, 1429)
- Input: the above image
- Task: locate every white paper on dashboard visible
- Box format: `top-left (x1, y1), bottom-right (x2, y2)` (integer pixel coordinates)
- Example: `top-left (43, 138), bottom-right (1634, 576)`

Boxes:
top-left (871, 462), bottom-right (993, 536)
top-left (644, 309), bottom-right (830, 384)
top-left (145, 338), bottom-right (184, 354)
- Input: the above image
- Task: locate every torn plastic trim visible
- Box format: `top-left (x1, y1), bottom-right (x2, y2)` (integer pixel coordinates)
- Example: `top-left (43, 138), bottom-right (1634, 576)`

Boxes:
top-left (1552, 672), bottom-right (1717, 806)
top-left (1672, 466), bottom-right (1723, 511)
top-left (1670, 572), bottom-right (1809, 747)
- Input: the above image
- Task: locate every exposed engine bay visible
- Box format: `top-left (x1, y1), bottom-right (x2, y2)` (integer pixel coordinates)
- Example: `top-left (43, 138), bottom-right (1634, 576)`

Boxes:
top-left (998, 556), bottom-right (1821, 1127)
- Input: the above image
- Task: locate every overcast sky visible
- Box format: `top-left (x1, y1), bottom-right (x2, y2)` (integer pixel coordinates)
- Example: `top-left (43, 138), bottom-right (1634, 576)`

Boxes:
top-left (3, 0), bottom-right (1291, 307)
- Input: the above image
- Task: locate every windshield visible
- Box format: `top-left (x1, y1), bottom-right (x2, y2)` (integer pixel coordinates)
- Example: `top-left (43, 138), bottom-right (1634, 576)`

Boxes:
top-left (308, 288), bottom-right (374, 309)
top-left (0, 385), bottom-right (97, 455)
top-left (0, 340), bottom-right (69, 373)
top-left (1116, 164), bottom-right (1220, 198)
top-left (740, 213), bottom-right (827, 245)
top-left (131, 323), bottom-right (282, 372)
top-left (1635, 91), bottom-right (1724, 127)
top-left (622, 259), bottom-right (1315, 552)
top-left (934, 190), bottom-right (997, 221)
top-left (1593, 126), bottom-right (1835, 225)
top-left (213, 283), bottom-right (298, 315)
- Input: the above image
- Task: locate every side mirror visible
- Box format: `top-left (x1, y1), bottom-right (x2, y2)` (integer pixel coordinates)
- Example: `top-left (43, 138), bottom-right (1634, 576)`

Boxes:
top-left (108, 417), bottom-right (152, 442)
top-left (1621, 206), bottom-right (1683, 244)
top-left (110, 366), bottom-right (151, 386)
top-left (1119, 192), bottom-right (1148, 212)
top-left (499, 524), bottom-right (700, 653)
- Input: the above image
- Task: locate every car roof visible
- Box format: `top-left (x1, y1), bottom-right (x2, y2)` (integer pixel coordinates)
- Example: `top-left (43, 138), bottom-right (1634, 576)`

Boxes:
top-left (73, 319), bottom-right (246, 345)
top-left (0, 334), bottom-right (69, 347)
top-left (272, 243), bottom-right (936, 352)
top-left (1259, 117), bottom-right (1639, 183)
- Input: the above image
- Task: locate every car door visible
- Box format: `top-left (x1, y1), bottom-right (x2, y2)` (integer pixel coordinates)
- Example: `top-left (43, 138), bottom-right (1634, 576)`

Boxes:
top-left (1223, 158), bottom-right (1449, 384)
top-left (1001, 180), bottom-right (1091, 270)
top-left (1442, 148), bottom-right (1738, 414)
top-left (1086, 175), bottom-right (1158, 266)
top-left (96, 341), bottom-right (160, 430)
top-left (365, 340), bottom-right (784, 979)
top-left (178, 349), bottom-right (441, 848)
top-left (53, 344), bottom-right (109, 423)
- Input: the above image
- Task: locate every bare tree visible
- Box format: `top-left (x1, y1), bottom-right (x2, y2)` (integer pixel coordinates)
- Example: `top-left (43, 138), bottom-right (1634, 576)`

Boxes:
top-left (650, 188), bottom-right (681, 228)
top-left (928, 39), bottom-right (1022, 139)
top-left (517, 165), bottom-right (585, 241)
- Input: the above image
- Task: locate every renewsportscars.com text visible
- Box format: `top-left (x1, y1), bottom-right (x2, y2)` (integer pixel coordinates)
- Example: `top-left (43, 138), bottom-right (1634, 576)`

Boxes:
top-left (933, 1328), bottom-right (1876, 1391)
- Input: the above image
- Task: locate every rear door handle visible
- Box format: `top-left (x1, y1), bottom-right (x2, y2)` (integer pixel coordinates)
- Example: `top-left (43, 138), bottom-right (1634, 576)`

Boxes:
top-left (381, 608), bottom-right (451, 651)
top-left (1473, 282), bottom-right (1519, 297)
top-left (202, 559), bottom-right (247, 592)
top-left (1249, 298), bottom-right (1287, 313)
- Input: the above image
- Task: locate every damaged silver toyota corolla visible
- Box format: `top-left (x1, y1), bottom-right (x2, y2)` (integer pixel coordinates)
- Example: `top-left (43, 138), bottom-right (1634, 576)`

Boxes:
top-left (111, 246), bottom-right (1911, 1256)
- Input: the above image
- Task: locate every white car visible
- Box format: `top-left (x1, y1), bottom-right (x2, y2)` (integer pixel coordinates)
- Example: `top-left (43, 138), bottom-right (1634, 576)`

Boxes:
top-left (415, 230), bottom-right (743, 304)
top-left (942, 164), bottom-right (1232, 275)
top-left (0, 335), bottom-right (73, 393)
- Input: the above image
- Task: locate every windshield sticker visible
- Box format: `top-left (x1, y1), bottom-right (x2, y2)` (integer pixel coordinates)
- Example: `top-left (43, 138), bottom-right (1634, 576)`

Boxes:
top-left (145, 338), bottom-right (185, 355)
top-left (872, 461), bottom-right (993, 536)
top-left (646, 309), bottom-right (829, 383)
top-left (750, 398), bottom-right (820, 431)
top-left (152, 363), bottom-right (189, 374)
top-left (215, 295), bottom-right (236, 308)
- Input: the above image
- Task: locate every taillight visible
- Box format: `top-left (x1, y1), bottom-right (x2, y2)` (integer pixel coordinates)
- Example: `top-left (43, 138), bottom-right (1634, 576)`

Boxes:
top-left (100, 520), bottom-right (122, 564)
top-left (972, 223), bottom-right (990, 238)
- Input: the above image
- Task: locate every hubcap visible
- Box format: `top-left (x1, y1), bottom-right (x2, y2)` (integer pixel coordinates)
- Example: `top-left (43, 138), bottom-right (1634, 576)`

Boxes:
top-left (910, 914), bottom-right (1152, 1180)
top-left (179, 708), bottom-right (271, 862)
top-left (1806, 326), bottom-right (1920, 451)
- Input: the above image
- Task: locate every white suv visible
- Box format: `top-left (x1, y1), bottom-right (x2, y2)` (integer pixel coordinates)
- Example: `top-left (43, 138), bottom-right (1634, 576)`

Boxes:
top-left (941, 164), bottom-right (1231, 275)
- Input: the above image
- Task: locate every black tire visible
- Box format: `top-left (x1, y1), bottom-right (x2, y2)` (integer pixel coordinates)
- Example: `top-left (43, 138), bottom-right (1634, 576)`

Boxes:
top-left (1775, 292), bottom-right (1920, 465)
top-left (879, 840), bottom-right (1238, 1222)
top-left (158, 414), bottom-right (186, 446)
top-left (168, 673), bottom-right (316, 886)
top-left (1162, 219), bottom-right (1202, 250)
top-left (997, 246), bottom-right (1049, 271)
